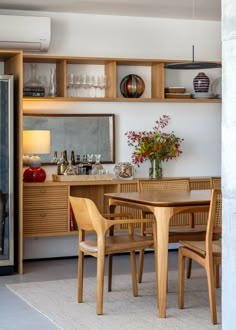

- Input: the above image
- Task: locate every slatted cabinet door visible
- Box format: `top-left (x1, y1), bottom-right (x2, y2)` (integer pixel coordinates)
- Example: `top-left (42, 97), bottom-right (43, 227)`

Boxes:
top-left (23, 185), bottom-right (69, 236)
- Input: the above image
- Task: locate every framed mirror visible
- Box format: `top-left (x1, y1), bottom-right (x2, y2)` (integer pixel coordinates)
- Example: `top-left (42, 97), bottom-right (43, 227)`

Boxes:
top-left (23, 113), bottom-right (115, 164)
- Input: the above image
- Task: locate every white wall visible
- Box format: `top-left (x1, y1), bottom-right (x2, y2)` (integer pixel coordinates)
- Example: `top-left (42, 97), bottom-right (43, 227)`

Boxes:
top-left (0, 10), bottom-right (221, 258)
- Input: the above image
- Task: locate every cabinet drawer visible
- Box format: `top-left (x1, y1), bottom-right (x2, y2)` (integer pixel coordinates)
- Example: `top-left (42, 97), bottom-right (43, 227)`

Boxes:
top-left (23, 186), bottom-right (68, 209)
top-left (23, 208), bottom-right (68, 236)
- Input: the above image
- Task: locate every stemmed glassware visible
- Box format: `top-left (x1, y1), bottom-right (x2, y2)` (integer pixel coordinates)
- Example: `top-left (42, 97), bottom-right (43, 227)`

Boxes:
top-left (66, 73), bottom-right (108, 98)
top-left (99, 75), bottom-right (108, 97)
top-left (67, 73), bottom-right (74, 97)
top-left (74, 75), bottom-right (82, 97)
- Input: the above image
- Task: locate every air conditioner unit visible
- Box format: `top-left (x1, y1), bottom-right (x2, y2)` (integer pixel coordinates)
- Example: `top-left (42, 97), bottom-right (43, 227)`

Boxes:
top-left (0, 15), bottom-right (51, 52)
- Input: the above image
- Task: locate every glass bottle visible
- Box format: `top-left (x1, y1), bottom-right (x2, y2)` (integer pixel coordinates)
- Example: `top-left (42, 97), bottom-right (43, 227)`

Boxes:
top-left (70, 150), bottom-right (76, 166)
top-left (76, 154), bottom-right (80, 164)
top-left (64, 150), bottom-right (69, 167)
top-left (57, 151), bottom-right (66, 175)
top-left (48, 68), bottom-right (56, 96)
top-left (51, 151), bottom-right (58, 163)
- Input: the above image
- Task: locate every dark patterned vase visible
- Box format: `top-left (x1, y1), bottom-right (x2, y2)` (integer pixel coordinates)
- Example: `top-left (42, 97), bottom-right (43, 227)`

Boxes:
top-left (120, 74), bottom-right (145, 98)
top-left (193, 72), bottom-right (210, 93)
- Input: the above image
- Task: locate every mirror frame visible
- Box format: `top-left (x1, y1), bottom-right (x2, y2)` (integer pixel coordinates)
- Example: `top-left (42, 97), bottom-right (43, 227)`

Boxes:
top-left (23, 113), bottom-right (116, 165)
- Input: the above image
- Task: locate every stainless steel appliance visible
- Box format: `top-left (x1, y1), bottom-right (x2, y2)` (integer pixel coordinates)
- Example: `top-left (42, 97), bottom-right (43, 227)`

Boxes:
top-left (0, 75), bottom-right (14, 275)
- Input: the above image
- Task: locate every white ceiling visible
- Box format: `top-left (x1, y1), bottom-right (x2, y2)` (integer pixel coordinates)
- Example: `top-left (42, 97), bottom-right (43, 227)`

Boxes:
top-left (0, 0), bottom-right (221, 21)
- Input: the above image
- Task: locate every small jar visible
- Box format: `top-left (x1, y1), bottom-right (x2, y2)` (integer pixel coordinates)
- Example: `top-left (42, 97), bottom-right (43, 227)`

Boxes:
top-left (113, 162), bottom-right (135, 180)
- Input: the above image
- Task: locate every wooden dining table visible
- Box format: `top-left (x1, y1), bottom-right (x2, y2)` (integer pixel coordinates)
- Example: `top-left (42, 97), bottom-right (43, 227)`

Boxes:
top-left (105, 189), bottom-right (211, 318)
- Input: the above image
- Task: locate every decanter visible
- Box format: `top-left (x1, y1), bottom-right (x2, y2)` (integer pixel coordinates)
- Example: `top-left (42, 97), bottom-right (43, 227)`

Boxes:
top-left (92, 154), bottom-right (103, 173)
top-left (64, 160), bottom-right (76, 175)
top-left (24, 63), bottom-right (45, 97)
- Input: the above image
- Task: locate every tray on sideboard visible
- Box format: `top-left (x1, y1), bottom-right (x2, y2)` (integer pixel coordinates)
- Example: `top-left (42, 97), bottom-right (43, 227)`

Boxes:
top-left (52, 174), bottom-right (114, 182)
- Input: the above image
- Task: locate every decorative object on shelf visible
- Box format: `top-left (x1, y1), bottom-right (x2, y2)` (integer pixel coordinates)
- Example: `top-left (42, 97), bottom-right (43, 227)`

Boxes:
top-left (48, 68), bottom-right (56, 96)
top-left (149, 158), bottom-right (162, 179)
top-left (165, 87), bottom-right (186, 93)
top-left (125, 115), bottom-right (183, 178)
top-left (113, 162), bottom-right (135, 180)
top-left (165, 87), bottom-right (191, 99)
top-left (23, 63), bottom-right (45, 97)
top-left (193, 72), bottom-right (210, 93)
top-left (191, 92), bottom-right (214, 99)
top-left (211, 77), bottom-right (222, 98)
top-left (23, 130), bottom-right (51, 182)
top-left (120, 74), bottom-right (145, 98)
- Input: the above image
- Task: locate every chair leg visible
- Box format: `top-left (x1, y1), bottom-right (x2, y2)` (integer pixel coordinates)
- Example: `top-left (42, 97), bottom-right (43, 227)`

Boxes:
top-left (78, 250), bottom-right (84, 303)
top-left (138, 249), bottom-right (144, 283)
top-left (186, 258), bottom-right (192, 279)
top-left (96, 252), bottom-right (105, 315)
top-left (108, 254), bottom-right (113, 292)
top-left (178, 247), bottom-right (185, 309)
top-left (206, 262), bottom-right (218, 324)
top-left (215, 264), bottom-right (220, 288)
top-left (130, 251), bottom-right (138, 297)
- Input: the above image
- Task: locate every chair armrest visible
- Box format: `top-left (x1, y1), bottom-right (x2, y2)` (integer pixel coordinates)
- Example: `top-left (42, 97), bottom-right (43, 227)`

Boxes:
top-left (106, 218), bottom-right (154, 228)
top-left (102, 212), bottom-right (133, 219)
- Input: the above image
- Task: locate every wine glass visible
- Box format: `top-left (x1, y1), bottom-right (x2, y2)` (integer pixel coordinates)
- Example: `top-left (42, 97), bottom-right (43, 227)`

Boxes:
top-left (80, 74), bottom-right (89, 97)
top-left (95, 75), bottom-right (103, 98)
top-left (74, 75), bottom-right (82, 97)
top-left (89, 75), bottom-right (97, 97)
top-left (67, 73), bottom-right (74, 97)
top-left (100, 75), bottom-right (108, 97)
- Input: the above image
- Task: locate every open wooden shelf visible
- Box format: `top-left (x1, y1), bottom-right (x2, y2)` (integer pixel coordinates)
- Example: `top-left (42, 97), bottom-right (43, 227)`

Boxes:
top-left (23, 55), bottom-right (221, 103)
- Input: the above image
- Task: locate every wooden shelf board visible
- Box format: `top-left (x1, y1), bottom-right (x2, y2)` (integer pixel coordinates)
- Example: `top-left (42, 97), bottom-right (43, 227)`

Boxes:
top-left (23, 97), bottom-right (221, 103)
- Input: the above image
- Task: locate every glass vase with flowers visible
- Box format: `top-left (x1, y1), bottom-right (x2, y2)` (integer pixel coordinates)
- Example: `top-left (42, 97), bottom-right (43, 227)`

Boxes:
top-left (125, 115), bottom-right (184, 178)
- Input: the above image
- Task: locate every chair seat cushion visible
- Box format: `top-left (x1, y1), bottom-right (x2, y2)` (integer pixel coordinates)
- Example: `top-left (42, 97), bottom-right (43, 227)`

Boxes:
top-left (179, 239), bottom-right (221, 256)
top-left (80, 234), bottom-right (154, 253)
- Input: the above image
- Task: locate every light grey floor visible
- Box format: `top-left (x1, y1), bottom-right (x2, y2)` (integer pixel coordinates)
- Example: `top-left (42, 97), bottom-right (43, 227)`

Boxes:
top-left (0, 251), bottom-right (198, 330)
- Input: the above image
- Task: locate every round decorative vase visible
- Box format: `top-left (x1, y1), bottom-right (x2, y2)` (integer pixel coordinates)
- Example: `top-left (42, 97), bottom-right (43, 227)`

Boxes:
top-left (193, 72), bottom-right (210, 93)
top-left (120, 74), bottom-right (145, 98)
top-left (113, 162), bottom-right (135, 180)
top-left (149, 158), bottom-right (162, 179)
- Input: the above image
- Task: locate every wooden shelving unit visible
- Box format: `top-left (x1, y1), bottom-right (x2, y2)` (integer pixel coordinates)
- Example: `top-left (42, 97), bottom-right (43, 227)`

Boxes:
top-left (23, 55), bottom-right (221, 103)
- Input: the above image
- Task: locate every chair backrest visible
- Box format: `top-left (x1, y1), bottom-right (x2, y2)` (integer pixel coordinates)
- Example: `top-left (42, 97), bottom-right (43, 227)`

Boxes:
top-left (139, 178), bottom-right (190, 192)
top-left (210, 177), bottom-right (221, 189)
top-left (206, 189), bottom-right (222, 252)
top-left (69, 196), bottom-right (108, 234)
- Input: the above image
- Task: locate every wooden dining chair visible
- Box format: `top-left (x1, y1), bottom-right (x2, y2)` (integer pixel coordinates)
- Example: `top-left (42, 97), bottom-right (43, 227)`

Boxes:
top-left (138, 178), bottom-right (206, 283)
top-left (178, 189), bottom-right (222, 325)
top-left (69, 196), bottom-right (155, 315)
top-left (210, 177), bottom-right (221, 189)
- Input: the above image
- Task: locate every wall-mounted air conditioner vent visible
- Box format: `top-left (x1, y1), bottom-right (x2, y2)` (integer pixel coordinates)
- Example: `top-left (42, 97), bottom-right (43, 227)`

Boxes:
top-left (0, 15), bottom-right (51, 52)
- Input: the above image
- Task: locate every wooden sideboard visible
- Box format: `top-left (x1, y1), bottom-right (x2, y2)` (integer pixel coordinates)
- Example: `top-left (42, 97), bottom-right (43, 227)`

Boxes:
top-left (23, 177), bottom-right (213, 238)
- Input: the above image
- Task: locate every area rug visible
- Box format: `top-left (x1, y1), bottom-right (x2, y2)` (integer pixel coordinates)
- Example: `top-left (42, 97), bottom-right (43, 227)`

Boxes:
top-left (6, 269), bottom-right (221, 330)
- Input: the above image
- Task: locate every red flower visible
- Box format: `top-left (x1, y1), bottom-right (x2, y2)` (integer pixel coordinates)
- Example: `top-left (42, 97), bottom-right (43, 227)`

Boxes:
top-left (125, 115), bottom-right (184, 166)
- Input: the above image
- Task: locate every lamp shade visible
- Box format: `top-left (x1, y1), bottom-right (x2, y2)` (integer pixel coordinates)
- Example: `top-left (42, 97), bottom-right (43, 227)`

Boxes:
top-left (23, 130), bottom-right (50, 154)
top-left (23, 130), bottom-right (51, 183)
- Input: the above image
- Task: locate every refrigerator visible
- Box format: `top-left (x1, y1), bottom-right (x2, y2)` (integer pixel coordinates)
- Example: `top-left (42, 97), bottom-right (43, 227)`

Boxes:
top-left (0, 75), bottom-right (14, 275)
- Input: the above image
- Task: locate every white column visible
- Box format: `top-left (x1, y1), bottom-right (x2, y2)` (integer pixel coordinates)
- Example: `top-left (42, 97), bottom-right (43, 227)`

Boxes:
top-left (222, 1), bottom-right (236, 328)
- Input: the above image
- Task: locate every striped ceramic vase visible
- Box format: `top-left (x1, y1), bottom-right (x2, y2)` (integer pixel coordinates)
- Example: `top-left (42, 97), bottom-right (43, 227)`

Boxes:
top-left (193, 72), bottom-right (210, 93)
top-left (120, 74), bottom-right (145, 98)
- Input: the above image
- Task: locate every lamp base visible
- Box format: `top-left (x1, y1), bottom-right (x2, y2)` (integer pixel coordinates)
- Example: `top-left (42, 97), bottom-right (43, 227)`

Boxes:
top-left (23, 167), bottom-right (46, 182)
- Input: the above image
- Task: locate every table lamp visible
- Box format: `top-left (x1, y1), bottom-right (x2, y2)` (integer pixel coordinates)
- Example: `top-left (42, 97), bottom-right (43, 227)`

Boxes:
top-left (23, 130), bottom-right (51, 182)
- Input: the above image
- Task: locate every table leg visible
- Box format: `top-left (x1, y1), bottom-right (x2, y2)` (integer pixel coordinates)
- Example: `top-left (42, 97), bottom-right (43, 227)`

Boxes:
top-left (154, 207), bottom-right (174, 318)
